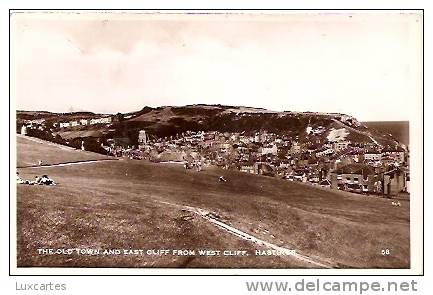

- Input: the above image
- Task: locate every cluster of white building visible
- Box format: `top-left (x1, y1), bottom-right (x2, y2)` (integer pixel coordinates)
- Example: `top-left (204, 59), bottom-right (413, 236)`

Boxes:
top-left (59, 116), bottom-right (112, 128)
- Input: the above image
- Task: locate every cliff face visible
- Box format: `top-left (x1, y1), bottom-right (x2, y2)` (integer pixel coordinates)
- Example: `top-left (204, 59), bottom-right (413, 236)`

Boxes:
top-left (113, 105), bottom-right (402, 148)
top-left (17, 105), bottom-right (405, 149)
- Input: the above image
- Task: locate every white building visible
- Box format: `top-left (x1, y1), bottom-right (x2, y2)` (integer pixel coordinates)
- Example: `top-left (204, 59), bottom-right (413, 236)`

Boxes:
top-left (20, 125), bottom-right (27, 135)
top-left (261, 145), bottom-right (278, 155)
top-left (333, 140), bottom-right (350, 151)
top-left (138, 130), bottom-right (148, 145)
top-left (290, 141), bottom-right (301, 154)
top-left (364, 151), bottom-right (382, 162)
top-left (219, 143), bottom-right (232, 153)
top-left (316, 148), bottom-right (334, 157)
top-left (381, 149), bottom-right (405, 163)
top-left (240, 165), bottom-right (255, 174)
top-left (90, 117), bottom-right (112, 125)
top-left (59, 122), bottom-right (70, 128)
top-left (29, 119), bottom-right (45, 124)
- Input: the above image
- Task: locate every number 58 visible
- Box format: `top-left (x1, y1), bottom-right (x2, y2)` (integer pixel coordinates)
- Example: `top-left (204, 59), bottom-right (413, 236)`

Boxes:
top-left (381, 249), bottom-right (390, 255)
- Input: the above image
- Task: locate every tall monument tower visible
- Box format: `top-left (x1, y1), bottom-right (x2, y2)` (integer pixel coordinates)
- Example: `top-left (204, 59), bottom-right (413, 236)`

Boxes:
top-left (20, 125), bottom-right (27, 135)
top-left (138, 130), bottom-right (147, 145)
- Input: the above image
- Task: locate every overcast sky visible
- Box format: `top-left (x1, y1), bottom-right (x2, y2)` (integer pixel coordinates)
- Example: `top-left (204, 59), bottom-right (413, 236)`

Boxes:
top-left (11, 11), bottom-right (422, 121)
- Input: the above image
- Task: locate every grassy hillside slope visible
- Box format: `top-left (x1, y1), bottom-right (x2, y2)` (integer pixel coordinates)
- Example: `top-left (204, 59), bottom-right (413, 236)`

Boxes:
top-left (17, 135), bottom-right (112, 167)
top-left (16, 137), bottom-right (410, 268)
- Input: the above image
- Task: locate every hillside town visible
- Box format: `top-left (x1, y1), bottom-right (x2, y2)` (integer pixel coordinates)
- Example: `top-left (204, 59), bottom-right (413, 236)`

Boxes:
top-left (18, 113), bottom-right (410, 198)
top-left (113, 128), bottom-right (409, 198)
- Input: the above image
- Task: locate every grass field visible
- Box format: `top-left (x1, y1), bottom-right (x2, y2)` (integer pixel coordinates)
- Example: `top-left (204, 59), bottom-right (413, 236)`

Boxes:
top-left (16, 136), bottom-right (410, 268)
top-left (16, 135), bottom-right (112, 167)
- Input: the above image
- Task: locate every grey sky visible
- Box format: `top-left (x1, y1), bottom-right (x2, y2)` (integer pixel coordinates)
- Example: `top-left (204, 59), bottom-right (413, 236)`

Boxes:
top-left (11, 11), bottom-right (422, 121)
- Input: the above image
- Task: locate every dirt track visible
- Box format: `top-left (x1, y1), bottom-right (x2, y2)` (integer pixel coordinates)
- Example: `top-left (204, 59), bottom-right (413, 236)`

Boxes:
top-left (157, 199), bottom-right (336, 269)
top-left (18, 159), bottom-right (119, 169)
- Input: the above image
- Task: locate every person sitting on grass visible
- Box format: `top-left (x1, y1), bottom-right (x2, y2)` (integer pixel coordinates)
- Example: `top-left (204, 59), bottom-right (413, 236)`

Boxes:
top-left (16, 172), bottom-right (28, 184)
top-left (30, 176), bottom-right (40, 185)
top-left (39, 174), bottom-right (56, 186)
top-left (30, 175), bottom-right (56, 186)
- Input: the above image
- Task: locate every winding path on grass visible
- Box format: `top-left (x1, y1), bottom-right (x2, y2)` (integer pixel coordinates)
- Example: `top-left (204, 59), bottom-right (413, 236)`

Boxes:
top-left (18, 158), bottom-right (119, 169)
top-left (156, 199), bottom-right (336, 269)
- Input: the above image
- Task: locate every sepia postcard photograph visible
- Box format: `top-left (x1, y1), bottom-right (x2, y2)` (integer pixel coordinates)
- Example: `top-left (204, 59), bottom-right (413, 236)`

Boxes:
top-left (9, 10), bottom-right (424, 275)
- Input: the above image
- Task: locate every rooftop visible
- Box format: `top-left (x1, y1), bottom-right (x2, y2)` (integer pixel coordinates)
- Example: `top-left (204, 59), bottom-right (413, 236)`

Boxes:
top-left (333, 163), bottom-right (376, 177)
